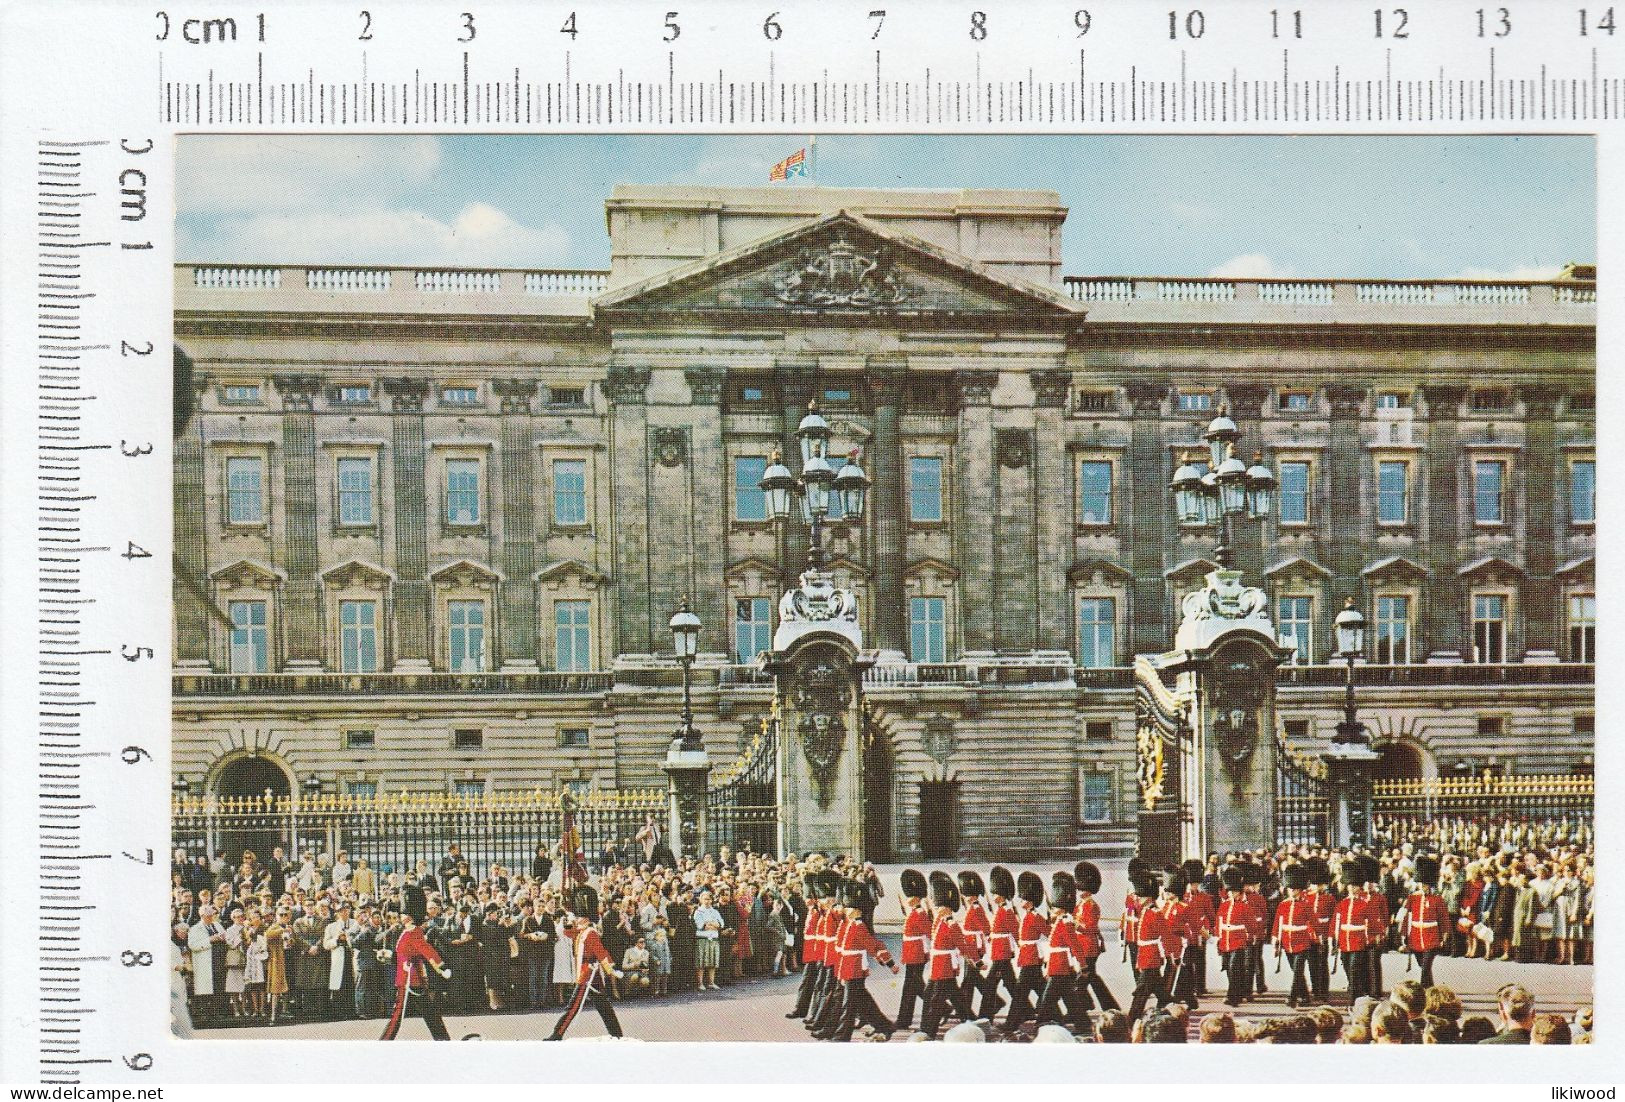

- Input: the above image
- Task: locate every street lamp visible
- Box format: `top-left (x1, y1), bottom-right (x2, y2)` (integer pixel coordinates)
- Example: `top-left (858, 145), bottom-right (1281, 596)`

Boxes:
top-left (1332, 597), bottom-right (1368, 747)
top-left (669, 598), bottom-right (702, 752)
top-left (1168, 410), bottom-right (1278, 569)
top-left (760, 401), bottom-right (870, 571)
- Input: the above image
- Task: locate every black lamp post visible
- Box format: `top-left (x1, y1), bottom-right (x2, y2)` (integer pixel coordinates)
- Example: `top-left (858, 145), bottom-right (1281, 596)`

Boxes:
top-left (663, 598), bottom-right (709, 859)
top-left (669, 598), bottom-right (702, 752)
top-left (1333, 597), bottom-right (1369, 747)
top-left (1169, 411), bottom-right (1277, 569)
top-left (760, 400), bottom-right (870, 573)
top-left (1325, 596), bottom-right (1380, 845)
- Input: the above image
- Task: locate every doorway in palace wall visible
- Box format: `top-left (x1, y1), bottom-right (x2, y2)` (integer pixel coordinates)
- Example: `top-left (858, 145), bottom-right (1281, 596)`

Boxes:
top-left (212, 755), bottom-right (292, 865)
top-left (1376, 740), bottom-right (1427, 782)
top-left (862, 727), bottom-right (895, 862)
top-left (918, 780), bottom-right (959, 859)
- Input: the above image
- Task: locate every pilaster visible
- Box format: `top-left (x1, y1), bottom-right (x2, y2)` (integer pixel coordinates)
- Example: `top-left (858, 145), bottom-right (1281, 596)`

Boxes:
top-left (1421, 384), bottom-right (1469, 660)
top-left (494, 379), bottom-right (538, 669)
top-left (606, 363), bottom-right (653, 655)
top-left (1126, 381), bottom-right (1169, 655)
top-left (955, 370), bottom-right (999, 653)
top-left (274, 374), bottom-right (322, 668)
top-left (867, 358), bottom-right (908, 656)
top-left (383, 377), bottom-right (431, 668)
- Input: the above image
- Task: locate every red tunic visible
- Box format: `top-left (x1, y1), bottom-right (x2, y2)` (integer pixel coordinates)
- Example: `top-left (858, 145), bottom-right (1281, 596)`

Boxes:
top-left (989, 903), bottom-right (1019, 962)
top-left (831, 917), bottom-right (893, 982)
top-left (1183, 887), bottom-right (1216, 940)
top-left (803, 906), bottom-right (825, 966)
top-left (1135, 906), bottom-right (1169, 971)
top-left (1072, 897), bottom-right (1104, 958)
top-left (1358, 891), bottom-right (1392, 944)
top-left (1158, 900), bottom-right (1188, 959)
top-left (1045, 914), bottom-right (1082, 977)
top-left (1122, 892), bottom-right (1142, 945)
top-left (1015, 908), bottom-right (1046, 968)
top-left (1216, 897), bottom-right (1252, 954)
top-left (1307, 888), bottom-right (1336, 941)
top-left (1332, 895), bottom-right (1370, 953)
top-left (900, 905), bottom-right (931, 966)
top-left (1403, 891), bottom-right (1448, 952)
top-left (570, 926), bottom-right (614, 984)
top-left (1242, 890), bottom-right (1269, 942)
top-left (392, 925), bottom-right (444, 989)
top-left (961, 901), bottom-right (991, 961)
top-left (927, 916), bottom-right (972, 982)
top-left (1273, 896), bottom-right (1315, 954)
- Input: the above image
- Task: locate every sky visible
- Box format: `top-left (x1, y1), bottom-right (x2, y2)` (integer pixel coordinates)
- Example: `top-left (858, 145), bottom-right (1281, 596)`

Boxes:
top-left (175, 134), bottom-right (1594, 280)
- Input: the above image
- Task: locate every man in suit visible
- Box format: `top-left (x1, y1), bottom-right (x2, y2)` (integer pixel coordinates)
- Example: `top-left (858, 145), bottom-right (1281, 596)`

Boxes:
top-left (1481, 983), bottom-right (1537, 1044)
top-left (517, 898), bottom-right (554, 1008)
top-left (351, 906), bottom-right (390, 1019)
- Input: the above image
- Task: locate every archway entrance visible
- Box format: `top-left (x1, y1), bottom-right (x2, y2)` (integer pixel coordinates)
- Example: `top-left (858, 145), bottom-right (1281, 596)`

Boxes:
top-left (861, 723), bottom-right (895, 862)
top-left (212, 756), bottom-right (292, 866)
top-left (1376, 740), bottom-right (1426, 782)
top-left (918, 780), bottom-right (959, 859)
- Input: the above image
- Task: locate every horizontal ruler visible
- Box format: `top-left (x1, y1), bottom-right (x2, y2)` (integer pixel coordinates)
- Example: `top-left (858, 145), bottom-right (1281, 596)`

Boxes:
top-left (143, 1), bottom-right (1624, 127)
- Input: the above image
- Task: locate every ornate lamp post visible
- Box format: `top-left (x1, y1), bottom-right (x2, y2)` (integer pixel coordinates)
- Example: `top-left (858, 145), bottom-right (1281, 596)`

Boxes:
top-left (1325, 596), bottom-right (1381, 845)
top-left (760, 400), bottom-right (870, 571)
top-left (663, 599), bottom-right (710, 859)
top-left (1169, 410), bottom-right (1277, 569)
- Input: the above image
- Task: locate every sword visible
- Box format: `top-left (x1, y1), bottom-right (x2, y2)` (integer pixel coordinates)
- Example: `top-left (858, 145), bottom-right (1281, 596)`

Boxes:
top-left (1274, 945), bottom-right (1283, 974)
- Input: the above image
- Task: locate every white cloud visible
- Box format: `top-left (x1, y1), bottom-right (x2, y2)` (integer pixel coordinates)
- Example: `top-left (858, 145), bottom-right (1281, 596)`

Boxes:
top-left (1452, 263), bottom-right (1564, 281)
top-left (1208, 253), bottom-right (1297, 279)
top-left (178, 202), bottom-right (571, 267)
top-left (177, 136), bottom-right (442, 215)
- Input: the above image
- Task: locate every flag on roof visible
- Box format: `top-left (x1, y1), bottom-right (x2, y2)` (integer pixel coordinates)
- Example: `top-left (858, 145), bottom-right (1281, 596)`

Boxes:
top-left (769, 147), bottom-right (808, 182)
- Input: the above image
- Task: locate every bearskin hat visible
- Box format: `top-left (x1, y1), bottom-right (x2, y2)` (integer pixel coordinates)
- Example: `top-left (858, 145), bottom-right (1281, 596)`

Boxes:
top-left (1127, 855), bottom-right (1150, 879)
top-left (840, 880), bottom-right (867, 910)
top-left (900, 868), bottom-right (928, 900)
top-left (990, 865), bottom-right (1016, 900)
top-left (1130, 871), bottom-right (1161, 901)
top-left (1017, 870), bottom-right (1046, 907)
top-left (929, 870), bottom-right (961, 912)
top-left (1049, 871), bottom-right (1077, 914)
top-left (1304, 857), bottom-right (1332, 887)
top-left (1181, 859), bottom-right (1207, 884)
top-left (401, 881), bottom-right (429, 925)
top-left (569, 883), bottom-right (600, 922)
top-left (1282, 864), bottom-right (1309, 892)
top-left (1414, 854), bottom-right (1440, 890)
top-left (817, 870), bottom-right (842, 900)
top-left (1164, 869), bottom-right (1188, 897)
top-left (1073, 861), bottom-right (1102, 895)
top-left (1221, 865), bottom-right (1246, 893)
top-left (1241, 862), bottom-right (1265, 887)
top-left (958, 870), bottom-right (986, 899)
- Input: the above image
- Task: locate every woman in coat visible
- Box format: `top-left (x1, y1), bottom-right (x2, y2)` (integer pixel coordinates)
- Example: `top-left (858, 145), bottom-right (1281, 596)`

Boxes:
top-left (263, 906), bottom-right (291, 1023)
top-left (1552, 863), bottom-right (1583, 964)
top-left (222, 908), bottom-right (248, 1017)
top-left (1509, 871), bottom-right (1537, 963)
top-left (290, 906), bottom-right (329, 1019)
top-left (1529, 864), bottom-right (1556, 963)
top-left (242, 914), bottom-right (269, 1019)
top-left (449, 904), bottom-right (486, 1012)
top-left (1488, 869), bottom-right (1517, 961)
top-left (479, 903), bottom-right (514, 1010)
top-left (1456, 865), bottom-right (1488, 958)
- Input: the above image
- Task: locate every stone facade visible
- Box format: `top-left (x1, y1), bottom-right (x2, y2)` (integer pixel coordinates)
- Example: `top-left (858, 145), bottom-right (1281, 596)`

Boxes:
top-left (172, 185), bottom-right (1594, 859)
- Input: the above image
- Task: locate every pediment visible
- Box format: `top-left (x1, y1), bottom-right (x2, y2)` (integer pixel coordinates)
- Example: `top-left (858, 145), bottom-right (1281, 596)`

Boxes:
top-left (209, 558), bottom-right (286, 587)
top-left (1362, 555), bottom-right (1429, 581)
top-left (533, 558), bottom-right (609, 587)
top-left (1068, 558), bottom-right (1134, 584)
top-left (320, 558), bottom-right (395, 587)
top-left (1458, 556), bottom-right (1524, 580)
top-left (905, 556), bottom-right (960, 582)
top-left (1263, 556), bottom-right (1333, 580)
top-left (725, 556), bottom-right (781, 580)
top-left (1556, 555), bottom-right (1594, 580)
top-left (595, 211), bottom-right (1082, 323)
top-left (430, 558), bottom-right (503, 586)
top-left (1164, 557), bottom-right (1220, 581)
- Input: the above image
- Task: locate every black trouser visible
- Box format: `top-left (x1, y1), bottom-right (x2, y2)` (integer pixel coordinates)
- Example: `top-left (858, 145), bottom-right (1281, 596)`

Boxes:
top-left (1413, 948), bottom-right (1437, 989)
top-left (789, 961), bottom-right (822, 1018)
top-left (893, 962), bottom-right (927, 1031)
top-left (1251, 943), bottom-right (1267, 995)
top-left (1284, 949), bottom-right (1310, 1005)
top-left (1193, 939), bottom-right (1209, 994)
top-left (380, 985), bottom-right (450, 1041)
top-left (833, 978), bottom-right (892, 1041)
top-left (1036, 972), bottom-right (1092, 1033)
top-left (1222, 948), bottom-right (1250, 1005)
top-left (1366, 945), bottom-right (1385, 998)
top-left (1004, 964), bottom-right (1045, 1030)
top-left (1170, 945), bottom-right (1200, 1008)
top-left (1128, 959), bottom-right (1170, 1022)
top-left (1308, 942), bottom-right (1329, 998)
top-left (808, 968), bottom-right (845, 1036)
top-left (978, 959), bottom-right (1015, 1019)
top-left (547, 973), bottom-right (622, 1040)
top-left (1078, 954), bottom-right (1118, 1011)
top-left (919, 978), bottom-right (966, 1037)
top-left (1341, 948), bottom-right (1370, 1002)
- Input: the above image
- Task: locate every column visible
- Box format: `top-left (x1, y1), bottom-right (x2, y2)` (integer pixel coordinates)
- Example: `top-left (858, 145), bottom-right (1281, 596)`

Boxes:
top-left (1421, 384), bottom-right (1467, 660)
top-left (866, 358), bottom-right (908, 657)
top-left (956, 370), bottom-right (999, 653)
top-left (1226, 383), bottom-right (1271, 582)
top-left (1517, 386), bottom-right (1560, 658)
top-left (273, 374), bottom-right (322, 668)
top-left (173, 382), bottom-right (211, 667)
top-left (1031, 369), bottom-right (1072, 650)
top-left (993, 427), bottom-right (1035, 651)
top-left (383, 378), bottom-right (431, 668)
top-left (685, 366), bottom-right (728, 651)
top-left (1325, 385), bottom-right (1366, 610)
top-left (1126, 382), bottom-right (1169, 656)
top-left (494, 380), bottom-right (538, 669)
top-left (775, 360), bottom-right (816, 582)
top-left (606, 363), bottom-right (653, 656)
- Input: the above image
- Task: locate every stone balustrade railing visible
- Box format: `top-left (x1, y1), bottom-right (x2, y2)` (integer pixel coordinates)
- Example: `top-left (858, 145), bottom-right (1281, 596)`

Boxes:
top-left (181, 264), bottom-right (610, 301)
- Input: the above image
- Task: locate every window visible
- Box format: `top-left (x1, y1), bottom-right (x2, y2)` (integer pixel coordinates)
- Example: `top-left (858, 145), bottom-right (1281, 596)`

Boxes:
top-left (346, 780), bottom-right (378, 800)
top-left (1476, 716), bottom-right (1504, 739)
top-left (228, 600), bottom-right (268, 673)
top-left (337, 457), bottom-right (375, 526)
top-left (1077, 597), bottom-right (1116, 669)
top-left (1277, 595), bottom-right (1313, 665)
top-left (445, 458), bottom-right (482, 526)
top-left (554, 600), bottom-right (592, 672)
top-left (822, 388), bottom-right (851, 403)
top-left (223, 383), bottom-right (261, 403)
top-left (739, 386), bottom-right (765, 403)
top-left (734, 596), bottom-right (772, 663)
top-left (440, 385), bottom-right (479, 406)
top-left (453, 779), bottom-right (486, 799)
top-left (1176, 391), bottom-right (1212, 412)
top-left (1571, 460), bottom-right (1595, 524)
top-left (1278, 461), bottom-right (1311, 525)
top-left (1075, 390), bottom-right (1115, 413)
top-left (337, 384), bottom-right (372, 404)
top-left (1377, 460), bottom-right (1409, 524)
top-left (1283, 719), bottom-right (1310, 741)
top-left (1279, 391), bottom-right (1312, 411)
top-left (1374, 595), bottom-right (1411, 664)
top-left (343, 729), bottom-right (375, 749)
top-left (1568, 594), bottom-right (1595, 663)
top-left (559, 728), bottom-right (590, 749)
top-left (909, 457), bottom-right (943, 522)
top-left (447, 600), bottom-right (486, 672)
top-left (338, 600), bottom-right (378, 673)
top-left (453, 728), bottom-right (484, 750)
top-left (1472, 594), bottom-right (1507, 663)
top-left (1470, 389), bottom-right (1511, 412)
top-left (1078, 460), bottom-right (1113, 525)
top-left (226, 456), bottom-right (264, 525)
top-left (1575, 715), bottom-right (1594, 739)
top-left (909, 596), bottom-right (946, 662)
top-left (547, 386), bottom-right (586, 406)
top-left (1081, 772), bottom-right (1114, 824)
top-left (1085, 721), bottom-right (1113, 741)
top-left (734, 456), bottom-right (768, 522)
top-left (552, 459), bottom-right (587, 526)
top-left (1473, 460), bottom-right (1506, 524)
top-left (1376, 391), bottom-right (1410, 409)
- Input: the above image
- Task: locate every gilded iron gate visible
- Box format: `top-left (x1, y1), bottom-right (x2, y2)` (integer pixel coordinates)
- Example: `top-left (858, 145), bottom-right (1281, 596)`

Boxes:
top-left (1273, 733), bottom-right (1332, 846)
top-left (1134, 656), bottom-right (1192, 866)
top-left (705, 709), bottom-right (780, 857)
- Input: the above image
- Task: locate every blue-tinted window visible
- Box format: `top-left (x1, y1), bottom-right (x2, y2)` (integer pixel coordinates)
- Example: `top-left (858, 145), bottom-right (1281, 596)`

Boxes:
top-left (909, 457), bottom-right (943, 522)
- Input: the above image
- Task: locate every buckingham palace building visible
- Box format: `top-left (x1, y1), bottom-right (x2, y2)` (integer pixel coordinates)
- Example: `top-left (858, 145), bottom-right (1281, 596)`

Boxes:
top-left (172, 184), bottom-right (1595, 860)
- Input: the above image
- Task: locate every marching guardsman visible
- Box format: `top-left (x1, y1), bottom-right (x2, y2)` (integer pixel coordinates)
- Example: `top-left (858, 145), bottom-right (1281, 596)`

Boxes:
top-left (1304, 857), bottom-right (1336, 1002)
top-left (1360, 859), bottom-right (1391, 999)
top-left (787, 870), bottom-right (828, 1021)
top-left (827, 880), bottom-right (899, 1042)
top-left (1122, 856), bottom-right (1150, 979)
top-left (379, 887), bottom-right (453, 1040)
top-left (1073, 861), bottom-right (1118, 1012)
top-left (1181, 858), bottom-right (1215, 997)
top-left (1127, 871), bottom-right (1172, 1021)
top-left (1273, 864), bottom-right (1315, 1008)
top-left (1215, 865), bottom-right (1252, 1007)
top-left (1158, 870), bottom-right (1195, 1009)
top-left (1036, 870), bottom-right (1091, 1034)
top-left (1401, 854), bottom-right (1447, 988)
top-left (1002, 871), bottom-right (1048, 1034)
top-left (892, 868), bottom-right (931, 1032)
top-left (546, 885), bottom-right (624, 1041)
top-left (958, 870), bottom-right (999, 1019)
top-left (1331, 856), bottom-right (1372, 1002)
top-left (983, 866), bottom-right (1023, 1021)
top-left (1241, 863), bottom-right (1270, 996)
top-left (807, 873), bottom-right (850, 1037)
top-left (920, 872), bottom-right (976, 1037)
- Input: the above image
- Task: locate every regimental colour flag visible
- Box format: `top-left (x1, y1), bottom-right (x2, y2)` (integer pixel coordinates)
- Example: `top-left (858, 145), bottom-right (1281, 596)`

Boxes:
top-left (770, 147), bottom-right (808, 181)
